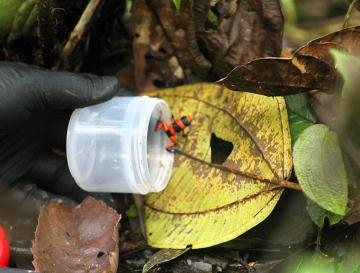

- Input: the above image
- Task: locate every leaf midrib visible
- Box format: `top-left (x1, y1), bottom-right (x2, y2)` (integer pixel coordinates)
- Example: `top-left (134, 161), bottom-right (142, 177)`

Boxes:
top-left (145, 187), bottom-right (283, 215)
top-left (161, 93), bottom-right (280, 180)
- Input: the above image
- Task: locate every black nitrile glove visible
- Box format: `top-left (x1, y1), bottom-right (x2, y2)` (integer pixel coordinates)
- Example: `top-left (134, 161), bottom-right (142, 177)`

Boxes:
top-left (0, 62), bottom-right (117, 180)
top-left (0, 62), bottom-right (124, 267)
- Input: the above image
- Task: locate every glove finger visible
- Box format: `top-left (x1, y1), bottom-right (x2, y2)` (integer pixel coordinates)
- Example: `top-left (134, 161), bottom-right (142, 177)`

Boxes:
top-left (47, 110), bottom-right (71, 150)
top-left (46, 82), bottom-right (133, 150)
top-left (0, 62), bottom-right (120, 130)
top-left (31, 70), bottom-right (120, 109)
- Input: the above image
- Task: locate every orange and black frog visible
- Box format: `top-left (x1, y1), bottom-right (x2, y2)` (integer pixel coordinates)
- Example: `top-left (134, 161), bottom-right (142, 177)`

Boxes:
top-left (155, 115), bottom-right (192, 150)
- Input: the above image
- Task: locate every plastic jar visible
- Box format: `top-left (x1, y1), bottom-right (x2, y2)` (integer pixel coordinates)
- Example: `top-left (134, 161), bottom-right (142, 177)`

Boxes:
top-left (66, 96), bottom-right (174, 194)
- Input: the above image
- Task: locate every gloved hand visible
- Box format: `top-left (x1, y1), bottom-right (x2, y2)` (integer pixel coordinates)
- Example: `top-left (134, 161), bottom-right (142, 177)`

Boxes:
top-left (0, 62), bottom-right (123, 267)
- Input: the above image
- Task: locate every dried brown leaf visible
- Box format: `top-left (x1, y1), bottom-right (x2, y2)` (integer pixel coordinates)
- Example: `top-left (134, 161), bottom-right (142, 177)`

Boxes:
top-left (131, 0), bottom-right (183, 92)
top-left (219, 55), bottom-right (337, 96)
top-left (32, 197), bottom-right (121, 273)
top-left (295, 26), bottom-right (360, 65)
top-left (146, 0), bottom-right (211, 79)
top-left (296, 42), bottom-right (344, 67)
top-left (321, 26), bottom-right (360, 54)
top-left (219, 26), bottom-right (360, 95)
top-left (128, 0), bottom-right (284, 91)
top-left (199, 0), bottom-right (284, 77)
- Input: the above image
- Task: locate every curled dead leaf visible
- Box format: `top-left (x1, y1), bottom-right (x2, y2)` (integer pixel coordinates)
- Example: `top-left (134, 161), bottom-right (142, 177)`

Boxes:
top-left (295, 42), bottom-right (345, 67)
top-left (219, 26), bottom-right (360, 96)
top-left (32, 197), bottom-right (121, 273)
top-left (295, 26), bottom-right (360, 65)
top-left (219, 55), bottom-right (337, 96)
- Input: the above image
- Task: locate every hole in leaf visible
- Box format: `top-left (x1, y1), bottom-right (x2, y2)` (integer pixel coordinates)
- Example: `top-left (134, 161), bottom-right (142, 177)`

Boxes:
top-left (97, 251), bottom-right (105, 258)
top-left (145, 52), bottom-right (154, 60)
top-left (159, 47), bottom-right (167, 54)
top-left (210, 133), bottom-right (233, 164)
top-left (153, 79), bottom-right (165, 88)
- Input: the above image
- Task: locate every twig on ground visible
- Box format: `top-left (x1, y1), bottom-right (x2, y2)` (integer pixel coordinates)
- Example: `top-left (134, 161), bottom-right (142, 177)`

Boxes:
top-left (60, 0), bottom-right (103, 68)
top-left (343, 0), bottom-right (359, 29)
top-left (132, 193), bottom-right (147, 240)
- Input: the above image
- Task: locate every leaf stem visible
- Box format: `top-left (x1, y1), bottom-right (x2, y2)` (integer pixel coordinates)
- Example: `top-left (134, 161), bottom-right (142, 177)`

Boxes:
top-left (173, 148), bottom-right (302, 191)
top-left (278, 180), bottom-right (302, 191)
top-left (343, 0), bottom-right (359, 29)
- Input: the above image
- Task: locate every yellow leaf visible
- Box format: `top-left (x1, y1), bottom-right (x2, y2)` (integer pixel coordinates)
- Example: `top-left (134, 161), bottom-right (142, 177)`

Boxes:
top-left (145, 83), bottom-right (292, 249)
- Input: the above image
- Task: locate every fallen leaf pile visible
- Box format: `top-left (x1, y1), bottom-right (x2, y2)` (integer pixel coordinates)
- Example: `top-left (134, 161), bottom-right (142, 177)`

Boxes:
top-left (120, 0), bottom-right (284, 92)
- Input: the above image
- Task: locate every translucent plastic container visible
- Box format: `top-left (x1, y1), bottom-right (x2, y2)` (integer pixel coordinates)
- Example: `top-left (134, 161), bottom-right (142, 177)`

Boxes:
top-left (66, 96), bottom-right (174, 194)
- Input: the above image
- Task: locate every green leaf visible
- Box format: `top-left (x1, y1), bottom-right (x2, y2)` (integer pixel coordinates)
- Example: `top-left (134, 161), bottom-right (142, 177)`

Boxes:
top-left (125, 0), bottom-right (132, 13)
top-left (172, 0), bottom-right (181, 13)
top-left (125, 204), bottom-right (138, 218)
top-left (331, 49), bottom-right (360, 100)
top-left (207, 9), bottom-right (218, 25)
top-left (330, 50), bottom-right (360, 224)
top-left (0, 0), bottom-right (23, 37)
top-left (281, 0), bottom-right (297, 27)
top-left (281, 251), bottom-right (336, 273)
top-left (0, 0), bottom-right (37, 42)
top-left (285, 94), bottom-right (316, 123)
top-left (338, 242), bottom-right (360, 273)
top-left (285, 94), bottom-right (316, 144)
top-left (306, 200), bottom-right (343, 227)
top-left (332, 49), bottom-right (360, 154)
top-left (294, 124), bottom-right (348, 215)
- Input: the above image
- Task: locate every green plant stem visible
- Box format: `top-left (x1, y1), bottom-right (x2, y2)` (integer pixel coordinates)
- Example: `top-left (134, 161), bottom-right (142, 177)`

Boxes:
top-left (343, 0), bottom-right (359, 29)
